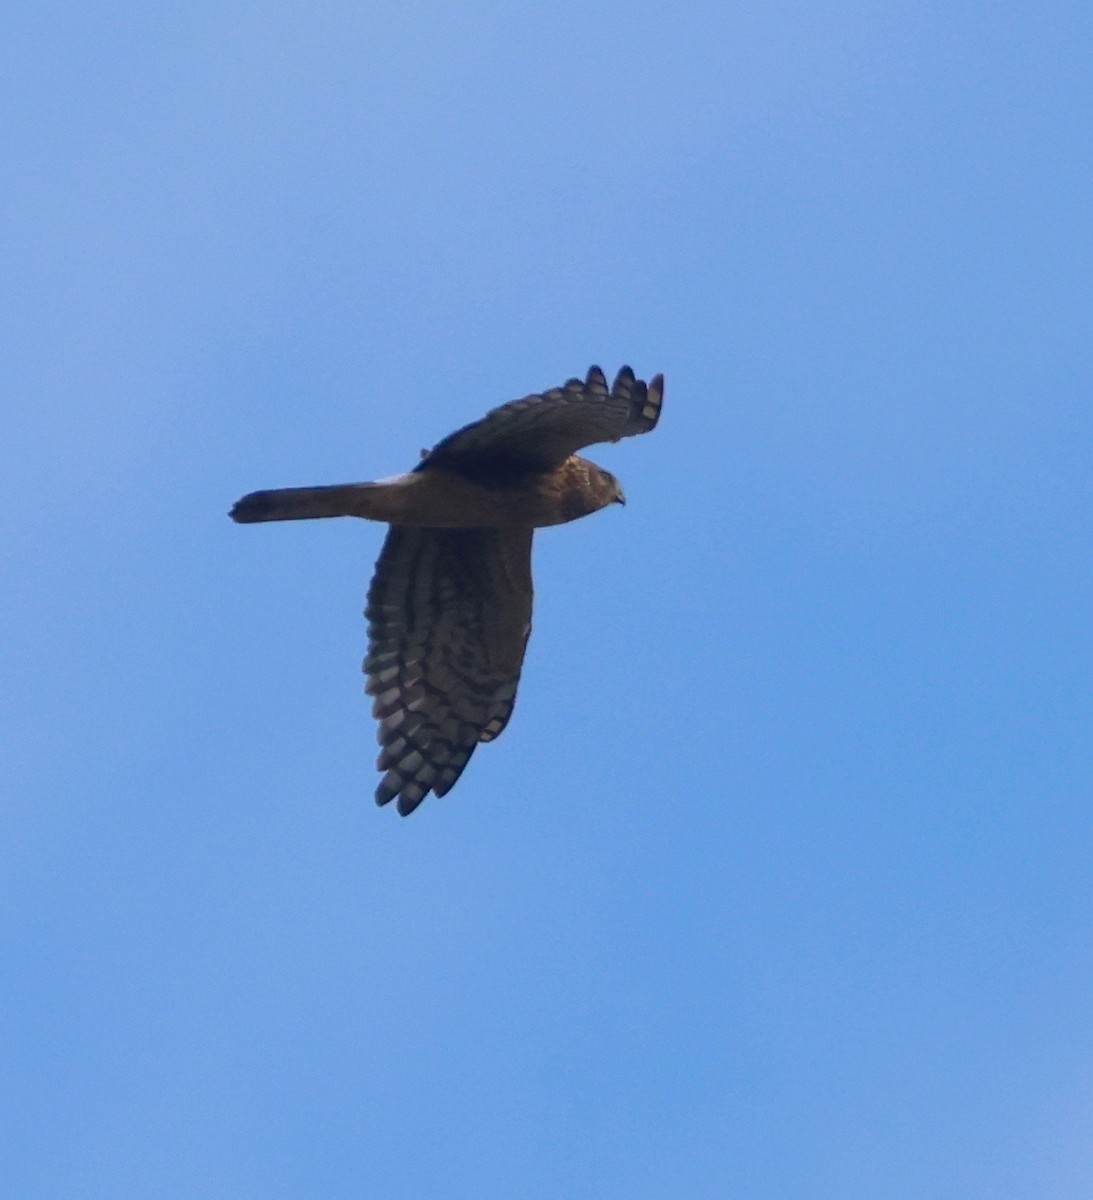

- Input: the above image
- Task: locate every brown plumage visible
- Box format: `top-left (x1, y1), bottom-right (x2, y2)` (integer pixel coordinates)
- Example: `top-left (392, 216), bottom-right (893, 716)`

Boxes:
top-left (231, 365), bottom-right (664, 814)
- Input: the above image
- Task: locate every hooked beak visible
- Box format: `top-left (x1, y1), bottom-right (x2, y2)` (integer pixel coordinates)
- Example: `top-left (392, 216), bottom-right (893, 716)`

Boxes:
top-left (615, 489), bottom-right (627, 506)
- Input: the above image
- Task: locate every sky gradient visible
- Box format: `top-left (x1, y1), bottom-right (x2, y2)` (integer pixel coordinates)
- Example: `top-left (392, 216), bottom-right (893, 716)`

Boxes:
top-left (4, 3), bottom-right (1092, 1196)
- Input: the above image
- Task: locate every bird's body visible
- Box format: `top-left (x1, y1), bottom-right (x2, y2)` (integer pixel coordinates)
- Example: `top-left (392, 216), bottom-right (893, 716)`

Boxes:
top-left (231, 454), bottom-right (621, 530)
top-left (231, 365), bottom-right (663, 814)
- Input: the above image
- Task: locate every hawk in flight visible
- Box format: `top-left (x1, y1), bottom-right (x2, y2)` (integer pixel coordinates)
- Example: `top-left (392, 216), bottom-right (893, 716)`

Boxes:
top-left (231, 365), bottom-right (664, 814)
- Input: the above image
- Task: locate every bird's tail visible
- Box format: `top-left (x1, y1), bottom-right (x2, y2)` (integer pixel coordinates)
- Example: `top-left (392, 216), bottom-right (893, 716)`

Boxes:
top-left (230, 483), bottom-right (381, 523)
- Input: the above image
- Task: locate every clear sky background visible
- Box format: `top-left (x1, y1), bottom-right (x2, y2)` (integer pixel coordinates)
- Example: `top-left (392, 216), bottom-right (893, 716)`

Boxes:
top-left (4, 3), bottom-right (1091, 1197)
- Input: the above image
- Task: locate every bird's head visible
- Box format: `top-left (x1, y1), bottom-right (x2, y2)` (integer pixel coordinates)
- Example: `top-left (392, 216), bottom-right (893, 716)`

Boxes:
top-left (590, 464), bottom-right (626, 508)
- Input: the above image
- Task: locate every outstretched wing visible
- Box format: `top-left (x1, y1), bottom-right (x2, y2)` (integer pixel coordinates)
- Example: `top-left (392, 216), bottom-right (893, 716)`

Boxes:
top-left (418, 365), bottom-right (664, 477)
top-left (364, 526), bottom-right (534, 815)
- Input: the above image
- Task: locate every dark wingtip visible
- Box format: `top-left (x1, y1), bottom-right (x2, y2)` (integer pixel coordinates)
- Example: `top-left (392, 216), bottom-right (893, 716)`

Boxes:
top-left (375, 779), bottom-right (427, 815)
top-left (641, 372), bottom-right (664, 430)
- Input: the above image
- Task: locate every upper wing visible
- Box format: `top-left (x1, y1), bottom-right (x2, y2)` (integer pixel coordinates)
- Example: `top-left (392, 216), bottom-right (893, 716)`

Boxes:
top-left (417, 365), bottom-right (664, 477)
top-left (364, 526), bottom-right (534, 815)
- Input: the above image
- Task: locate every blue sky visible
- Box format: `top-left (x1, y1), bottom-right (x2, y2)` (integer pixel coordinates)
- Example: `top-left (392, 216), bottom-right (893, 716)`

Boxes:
top-left (3, 3), bottom-right (1091, 1196)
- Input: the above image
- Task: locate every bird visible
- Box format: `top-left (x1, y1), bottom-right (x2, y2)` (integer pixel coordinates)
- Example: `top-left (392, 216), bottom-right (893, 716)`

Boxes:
top-left (231, 365), bottom-right (664, 815)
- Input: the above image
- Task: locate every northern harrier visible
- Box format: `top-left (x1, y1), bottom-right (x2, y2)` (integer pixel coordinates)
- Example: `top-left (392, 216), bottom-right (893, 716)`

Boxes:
top-left (231, 365), bottom-right (664, 814)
